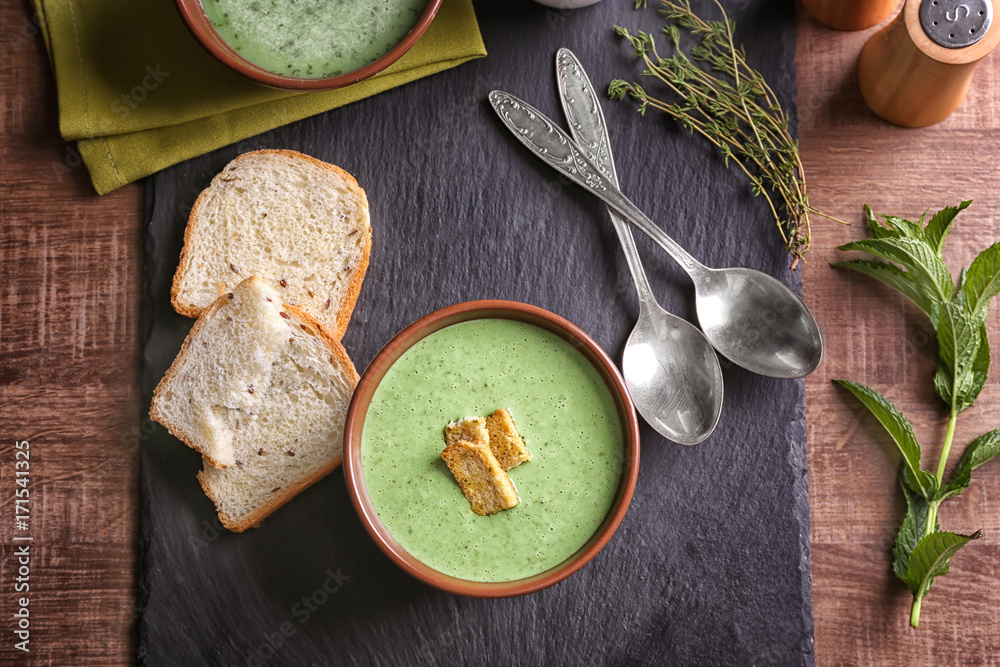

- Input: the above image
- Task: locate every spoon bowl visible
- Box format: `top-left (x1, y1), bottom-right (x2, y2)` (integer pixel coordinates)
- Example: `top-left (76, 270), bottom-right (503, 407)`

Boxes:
top-left (489, 88), bottom-right (825, 380)
top-left (623, 302), bottom-right (724, 444)
top-left (693, 267), bottom-right (823, 378)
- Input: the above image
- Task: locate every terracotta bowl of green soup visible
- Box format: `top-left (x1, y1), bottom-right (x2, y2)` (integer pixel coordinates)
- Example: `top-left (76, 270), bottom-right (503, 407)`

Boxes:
top-left (343, 300), bottom-right (640, 597)
top-left (177, 0), bottom-right (442, 90)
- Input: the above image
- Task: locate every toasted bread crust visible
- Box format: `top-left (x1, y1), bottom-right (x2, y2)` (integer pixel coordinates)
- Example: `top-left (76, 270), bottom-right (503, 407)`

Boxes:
top-left (169, 149), bottom-right (372, 339)
top-left (331, 217), bottom-right (371, 340)
top-left (198, 454), bottom-right (343, 533)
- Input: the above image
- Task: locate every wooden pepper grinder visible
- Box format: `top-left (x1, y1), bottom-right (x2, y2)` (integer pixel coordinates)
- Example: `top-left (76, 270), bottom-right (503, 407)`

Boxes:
top-left (858, 0), bottom-right (1000, 127)
top-left (801, 0), bottom-right (900, 31)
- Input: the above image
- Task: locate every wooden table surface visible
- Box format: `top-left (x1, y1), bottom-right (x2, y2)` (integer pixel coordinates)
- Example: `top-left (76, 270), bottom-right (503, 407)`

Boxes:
top-left (2, 2), bottom-right (999, 664)
top-left (798, 4), bottom-right (1000, 662)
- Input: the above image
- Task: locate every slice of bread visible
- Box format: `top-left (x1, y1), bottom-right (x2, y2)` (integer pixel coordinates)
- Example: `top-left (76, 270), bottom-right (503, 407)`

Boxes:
top-left (150, 277), bottom-right (359, 532)
top-left (170, 149), bottom-right (371, 340)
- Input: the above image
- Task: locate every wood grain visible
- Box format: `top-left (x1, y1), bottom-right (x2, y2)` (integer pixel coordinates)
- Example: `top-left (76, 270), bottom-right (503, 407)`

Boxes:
top-left (798, 5), bottom-right (1000, 664)
top-left (0, 0), bottom-right (143, 663)
top-left (3, 0), bottom-right (1000, 663)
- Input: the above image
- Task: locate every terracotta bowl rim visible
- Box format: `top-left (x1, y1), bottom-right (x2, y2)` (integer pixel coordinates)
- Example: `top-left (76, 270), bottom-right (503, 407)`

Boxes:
top-left (342, 299), bottom-right (641, 598)
top-left (174, 0), bottom-right (444, 91)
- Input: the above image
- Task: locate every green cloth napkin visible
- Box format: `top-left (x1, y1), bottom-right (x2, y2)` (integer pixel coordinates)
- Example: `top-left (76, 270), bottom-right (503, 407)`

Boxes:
top-left (33, 0), bottom-right (486, 194)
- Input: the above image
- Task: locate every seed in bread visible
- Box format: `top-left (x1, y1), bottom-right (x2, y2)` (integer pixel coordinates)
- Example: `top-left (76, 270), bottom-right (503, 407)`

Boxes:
top-left (444, 416), bottom-right (489, 447)
top-left (441, 440), bottom-right (519, 516)
top-left (150, 276), bottom-right (359, 532)
top-left (170, 149), bottom-right (372, 340)
top-left (485, 408), bottom-right (532, 470)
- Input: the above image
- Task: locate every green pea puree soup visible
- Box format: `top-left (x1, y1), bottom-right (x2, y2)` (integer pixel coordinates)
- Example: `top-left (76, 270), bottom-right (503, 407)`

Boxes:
top-left (201, 0), bottom-right (428, 78)
top-left (361, 319), bottom-right (624, 582)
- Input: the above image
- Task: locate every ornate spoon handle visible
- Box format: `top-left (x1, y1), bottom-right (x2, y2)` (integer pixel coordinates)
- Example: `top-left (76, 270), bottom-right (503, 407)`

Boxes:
top-left (489, 90), bottom-right (703, 276)
top-left (555, 48), bottom-right (657, 306)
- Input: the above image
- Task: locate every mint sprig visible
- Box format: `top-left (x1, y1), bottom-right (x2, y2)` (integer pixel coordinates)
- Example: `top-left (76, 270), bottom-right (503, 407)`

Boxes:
top-left (833, 201), bottom-right (1000, 627)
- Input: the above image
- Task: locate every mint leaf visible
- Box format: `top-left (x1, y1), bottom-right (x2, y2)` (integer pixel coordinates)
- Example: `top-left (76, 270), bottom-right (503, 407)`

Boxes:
top-left (936, 472), bottom-right (969, 502)
top-left (837, 236), bottom-right (954, 303)
top-left (883, 214), bottom-right (923, 239)
top-left (864, 204), bottom-right (893, 239)
top-left (935, 484), bottom-right (965, 503)
top-left (863, 204), bottom-right (923, 241)
top-left (905, 530), bottom-right (980, 598)
top-left (960, 429), bottom-right (1000, 471)
top-left (962, 242), bottom-right (1000, 320)
top-left (968, 325), bottom-right (991, 407)
top-left (923, 200), bottom-right (971, 256)
top-left (833, 380), bottom-right (938, 498)
top-left (830, 259), bottom-right (937, 317)
top-left (938, 430), bottom-right (1000, 502)
top-left (893, 466), bottom-right (939, 580)
top-left (934, 301), bottom-right (982, 411)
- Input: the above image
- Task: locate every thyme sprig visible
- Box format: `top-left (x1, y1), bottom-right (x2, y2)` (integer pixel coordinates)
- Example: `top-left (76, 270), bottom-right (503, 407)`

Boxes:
top-left (609, 0), bottom-right (844, 268)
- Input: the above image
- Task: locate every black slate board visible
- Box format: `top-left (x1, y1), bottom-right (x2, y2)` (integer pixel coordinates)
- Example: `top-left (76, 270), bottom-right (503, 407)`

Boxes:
top-left (139, 1), bottom-right (814, 664)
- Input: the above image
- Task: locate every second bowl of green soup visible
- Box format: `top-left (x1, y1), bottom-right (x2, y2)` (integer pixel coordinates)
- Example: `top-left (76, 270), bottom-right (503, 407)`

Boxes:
top-left (343, 300), bottom-right (640, 597)
top-left (177, 0), bottom-right (441, 90)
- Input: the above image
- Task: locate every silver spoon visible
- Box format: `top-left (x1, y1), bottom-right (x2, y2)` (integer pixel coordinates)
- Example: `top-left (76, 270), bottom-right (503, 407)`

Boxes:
top-left (489, 90), bottom-right (823, 379)
top-left (556, 49), bottom-right (723, 445)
